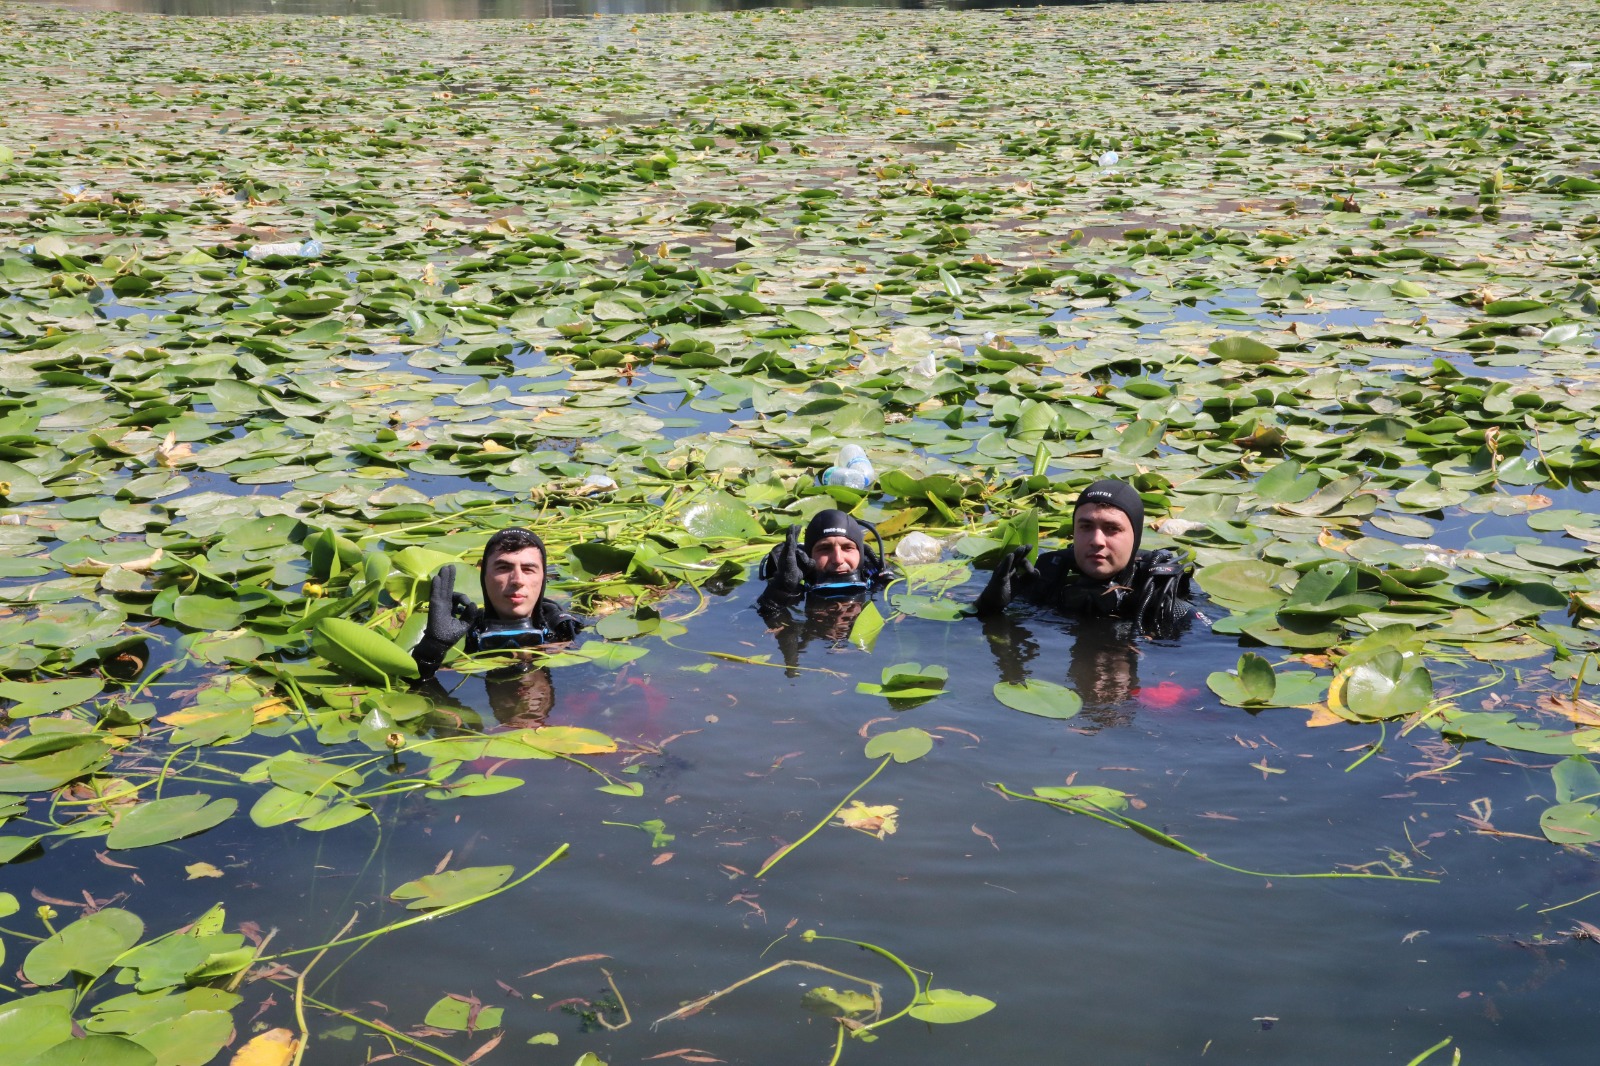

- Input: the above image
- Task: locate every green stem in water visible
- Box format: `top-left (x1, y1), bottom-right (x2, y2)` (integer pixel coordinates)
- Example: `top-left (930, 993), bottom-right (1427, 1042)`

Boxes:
top-left (991, 784), bottom-right (1438, 884)
top-left (1405, 1036), bottom-right (1454, 1066)
top-left (260, 843), bottom-right (569, 961)
top-left (1344, 720), bottom-right (1386, 772)
top-left (266, 978), bottom-right (467, 1066)
top-left (757, 757), bottom-right (892, 879)
top-left (800, 930), bottom-right (924, 1034)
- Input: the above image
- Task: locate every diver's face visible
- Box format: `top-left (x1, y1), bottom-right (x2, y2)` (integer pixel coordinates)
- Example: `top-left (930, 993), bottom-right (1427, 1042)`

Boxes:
top-left (1073, 503), bottom-right (1136, 580)
top-left (810, 535), bottom-right (862, 576)
top-left (484, 547), bottom-right (544, 620)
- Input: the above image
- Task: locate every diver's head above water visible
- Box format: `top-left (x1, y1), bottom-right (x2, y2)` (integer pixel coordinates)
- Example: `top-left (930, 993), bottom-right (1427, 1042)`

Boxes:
top-left (803, 508), bottom-right (868, 577)
top-left (1071, 479), bottom-right (1144, 582)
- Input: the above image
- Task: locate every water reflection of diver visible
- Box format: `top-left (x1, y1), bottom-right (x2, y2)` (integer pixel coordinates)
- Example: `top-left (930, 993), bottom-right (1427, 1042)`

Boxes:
top-left (756, 509), bottom-right (891, 675)
top-left (410, 527), bottom-right (585, 681)
top-left (976, 479), bottom-right (1198, 639)
top-left (982, 611), bottom-right (1143, 729)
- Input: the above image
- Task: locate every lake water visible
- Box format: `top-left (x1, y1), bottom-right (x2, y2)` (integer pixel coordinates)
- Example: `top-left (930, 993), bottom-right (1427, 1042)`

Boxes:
top-left (25, 0), bottom-right (1112, 19)
top-left (4, 1), bottom-right (1600, 1064)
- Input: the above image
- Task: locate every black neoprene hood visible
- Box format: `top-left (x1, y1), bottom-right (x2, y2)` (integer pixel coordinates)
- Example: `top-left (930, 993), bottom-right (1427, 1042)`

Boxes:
top-left (803, 509), bottom-right (867, 554)
top-left (1073, 479), bottom-right (1145, 557)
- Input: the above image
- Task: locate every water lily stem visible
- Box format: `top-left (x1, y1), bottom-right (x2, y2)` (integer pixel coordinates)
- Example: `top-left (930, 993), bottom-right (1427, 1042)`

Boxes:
top-left (260, 843), bottom-right (569, 961)
top-left (757, 756), bottom-right (891, 878)
top-left (595, 967), bottom-right (631, 1030)
top-left (993, 784), bottom-right (1439, 883)
top-left (267, 978), bottom-right (467, 1066)
top-left (1405, 1036), bottom-right (1454, 1066)
top-left (290, 912), bottom-right (358, 1066)
top-left (1343, 721), bottom-right (1385, 772)
top-left (799, 932), bottom-right (923, 1034)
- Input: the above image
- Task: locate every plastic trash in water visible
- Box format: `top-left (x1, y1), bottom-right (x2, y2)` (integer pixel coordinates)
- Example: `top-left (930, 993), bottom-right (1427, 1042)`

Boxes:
top-left (821, 444), bottom-right (875, 490)
top-left (910, 351), bottom-right (938, 378)
top-left (894, 531), bottom-right (943, 566)
top-left (581, 473), bottom-right (619, 493)
top-left (1096, 149), bottom-right (1120, 169)
top-left (246, 238), bottom-right (323, 261)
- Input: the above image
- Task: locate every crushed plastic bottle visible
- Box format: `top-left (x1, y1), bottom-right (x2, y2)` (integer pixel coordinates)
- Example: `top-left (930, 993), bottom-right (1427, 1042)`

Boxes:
top-left (894, 531), bottom-right (943, 566)
top-left (246, 238), bottom-right (323, 261)
top-left (581, 473), bottom-right (619, 493)
top-left (821, 444), bottom-right (875, 489)
top-left (909, 351), bottom-right (938, 378)
top-left (1096, 149), bottom-right (1120, 169)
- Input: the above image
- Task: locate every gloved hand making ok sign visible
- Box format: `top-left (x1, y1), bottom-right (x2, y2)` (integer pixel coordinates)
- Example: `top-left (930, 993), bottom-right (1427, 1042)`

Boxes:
top-left (758, 525), bottom-right (816, 601)
top-left (410, 565), bottom-right (482, 680)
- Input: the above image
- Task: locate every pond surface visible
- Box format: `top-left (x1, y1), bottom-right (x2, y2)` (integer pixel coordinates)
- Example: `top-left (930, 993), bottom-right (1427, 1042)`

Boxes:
top-left (28, 0), bottom-right (1106, 20)
top-left (2, 1), bottom-right (1600, 1064)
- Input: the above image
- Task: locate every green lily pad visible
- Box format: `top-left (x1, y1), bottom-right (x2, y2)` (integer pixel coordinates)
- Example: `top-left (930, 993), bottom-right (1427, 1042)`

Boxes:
top-left (106, 795), bottom-right (238, 851)
top-left (390, 866), bottom-right (515, 911)
top-left (23, 909), bottom-right (145, 986)
top-left (863, 727), bottom-right (934, 764)
top-left (992, 680), bottom-right (1082, 719)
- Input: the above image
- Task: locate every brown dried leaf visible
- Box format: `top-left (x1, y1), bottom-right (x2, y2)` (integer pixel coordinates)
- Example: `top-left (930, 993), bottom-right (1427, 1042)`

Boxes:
top-left (521, 954), bottom-right (611, 978)
top-left (463, 1032), bottom-right (503, 1065)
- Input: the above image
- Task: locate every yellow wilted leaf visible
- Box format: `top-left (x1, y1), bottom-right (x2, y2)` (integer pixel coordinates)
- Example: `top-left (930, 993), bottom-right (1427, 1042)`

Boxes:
top-left (1316, 528), bottom-right (1349, 552)
top-left (1537, 695), bottom-right (1600, 728)
top-left (158, 708), bottom-right (223, 728)
top-left (252, 698), bottom-right (290, 725)
top-left (231, 1028), bottom-right (298, 1066)
top-left (832, 802), bottom-right (898, 840)
top-left (522, 726), bottom-right (617, 755)
top-left (1302, 703), bottom-right (1344, 728)
top-left (186, 862), bottom-right (224, 879)
top-left (482, 439), bottom-right (509, 453)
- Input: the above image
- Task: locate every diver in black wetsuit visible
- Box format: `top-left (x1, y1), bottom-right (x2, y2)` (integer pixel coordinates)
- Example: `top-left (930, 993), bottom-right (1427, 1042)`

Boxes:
top-left (410, 526), bottom-right (584, 682)
top-left (975, 479), bottom-right (1198, 640)
top-left (756, 509), bottom-right (891, 674)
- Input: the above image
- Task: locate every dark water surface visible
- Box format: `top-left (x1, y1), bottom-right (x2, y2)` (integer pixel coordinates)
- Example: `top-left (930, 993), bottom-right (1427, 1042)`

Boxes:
top-left (22, 567), bottom-right (1600, 1064)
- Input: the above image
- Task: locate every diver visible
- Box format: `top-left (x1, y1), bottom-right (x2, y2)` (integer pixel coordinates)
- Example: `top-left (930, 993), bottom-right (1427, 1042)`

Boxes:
top-left (410, 526), bottom-right (584, 682)
top-left (756, 508), bottom-right (891, 674)
top-left (974, 479), bottom-right (1198, 640)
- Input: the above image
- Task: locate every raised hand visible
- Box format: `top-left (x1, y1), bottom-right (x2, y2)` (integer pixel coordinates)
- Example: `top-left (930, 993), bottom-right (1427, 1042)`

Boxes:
top-left (974, 545), bottom-right (1038, 615)
top-left (411, 565), bottom-right (480, 679)
top-left (760, 525), bottom-right (814, 599)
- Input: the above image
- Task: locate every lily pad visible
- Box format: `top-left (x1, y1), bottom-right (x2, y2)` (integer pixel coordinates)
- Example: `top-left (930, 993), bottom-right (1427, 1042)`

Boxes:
top-left (992, 680), bottom-right (1083, 719)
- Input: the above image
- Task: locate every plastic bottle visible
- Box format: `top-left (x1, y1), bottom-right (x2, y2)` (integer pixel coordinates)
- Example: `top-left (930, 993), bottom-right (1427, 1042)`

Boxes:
top-left (895, 531), bottom-right (942, 565)
top-left (581, 473), bottom-right (618, 493)
top-left (246, 238), bottom-right (323, 261)
top-left (821, 444), bottom-right (875, 489)
top-left (1096, 149), bottom-right (1120, 169)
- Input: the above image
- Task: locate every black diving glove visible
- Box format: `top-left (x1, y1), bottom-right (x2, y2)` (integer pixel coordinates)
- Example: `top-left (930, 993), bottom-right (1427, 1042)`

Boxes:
top-left (758, 525), bottom-right (815, 600)
top-left (535, 599), bottom-right (585, 643)
top-left (1128, 549), bottom-right (1194, 640)
top-left (974, 545), bottom-right (1038, 616)
top-left (411, 565), bottom-right (481, 680)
